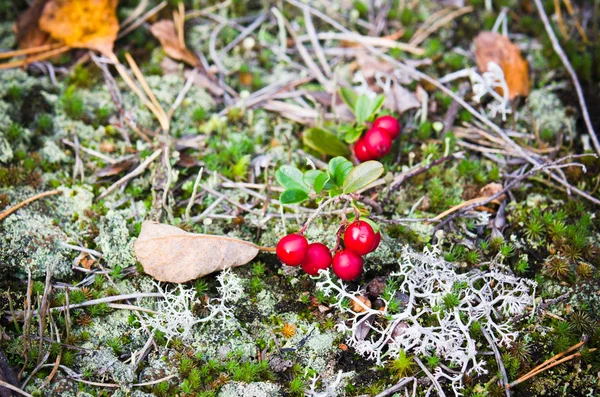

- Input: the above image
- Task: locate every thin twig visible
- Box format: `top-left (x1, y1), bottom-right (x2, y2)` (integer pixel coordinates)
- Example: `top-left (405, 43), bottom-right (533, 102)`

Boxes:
top-left (481, 328), bottom-right (511, 397)
top-left (533, 0), bottom-right (600, 157)
top-left (0, 190), bottom-right (61, 222)
top-left (97, 149), bottom-right (162, 200)
top-left (0, 380), bottom-right (33, 397)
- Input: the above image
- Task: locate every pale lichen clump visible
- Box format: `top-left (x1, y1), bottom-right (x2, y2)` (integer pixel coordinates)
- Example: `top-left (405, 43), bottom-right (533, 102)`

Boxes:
top-left (526, 89), bottom-right (575, 141)
top-left (139, 269), bottom-right (244, 345)
top-left (218, 381), bottom-right (282, 397)
top-left (0, 205), bottom-right (70, 278)
top-left (80, 347), bottom-right (135, 385)
top-left (95, 210), bottom-right (137, 268)
top-left (316, 245), bottom-right (537, 395)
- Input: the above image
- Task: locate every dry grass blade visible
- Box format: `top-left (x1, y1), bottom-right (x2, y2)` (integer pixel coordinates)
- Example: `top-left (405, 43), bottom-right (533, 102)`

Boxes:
top-left (134, 221), bottom-right (264, 283)
top-left (0, 190), bottom-right (61, 222)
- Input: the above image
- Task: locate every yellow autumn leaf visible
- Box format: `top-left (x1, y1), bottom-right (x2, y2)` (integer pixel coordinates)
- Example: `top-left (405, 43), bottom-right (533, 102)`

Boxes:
top-left (38, 0), bottom-right (119, 56)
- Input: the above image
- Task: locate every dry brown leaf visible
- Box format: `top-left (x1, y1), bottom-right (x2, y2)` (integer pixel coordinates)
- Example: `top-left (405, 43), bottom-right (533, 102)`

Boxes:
top-left (14, 0), bottom-right (50, 49)
top-left (150, 20), bottom-right (199, 67)
top-left (38, 0), bottom-right (119, 56)
top-left (134, 221), bottom-right (260, 283)
top-left (474, 31), bottom-right (529, 100)
top-left (479, 182), bottom-right (505, 204)
top-left (95, 159), bottom-right (135, 177)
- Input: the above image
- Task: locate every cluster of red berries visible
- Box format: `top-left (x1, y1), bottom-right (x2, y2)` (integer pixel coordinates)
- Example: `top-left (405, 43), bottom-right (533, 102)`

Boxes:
top-left (354, 115), bottom-right (401, 162)
top-left (276, 220), bottom-right (380, 281)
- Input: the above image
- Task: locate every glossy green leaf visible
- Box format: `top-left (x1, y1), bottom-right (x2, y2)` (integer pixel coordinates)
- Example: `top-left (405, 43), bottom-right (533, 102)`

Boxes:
top-left (303, 169), bottom-right (322, 187)
top-left (314, 172), bottom-right (330, 193)
top-left (344, 126), bottom-right (364, 144)
top-left (368, 95), bottom-right (386, 120)
top-left (355, 95), bottom-right (371, 124)
top-left (276, 166), bottom-right (309, 192)
top-left (303, 127), bottom-right (350, 157)
top-left (328, 156), bottom-right (354, 186)
top-left (339, 86), bottom-right (358, 111)
top-left (280, 189), bottom-right (309, 204)
top-left (343, 160), bottom-right (384, 193)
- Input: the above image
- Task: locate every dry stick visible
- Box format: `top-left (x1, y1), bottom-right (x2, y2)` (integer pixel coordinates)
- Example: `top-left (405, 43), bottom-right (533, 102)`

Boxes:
top-left (37, 259), bottom-right (56, 365)
top-left (291, 0), bottom-right (600, 205)
top-left (185, 167), bottom-right (204, 221)
top-left (185, 0), bottom-right (231, 20)
top-left (40, 317), bottom-right (61, 388)
top-left (0, 43), bottom-right (64, 59)
top-left (414, 357), bottom-right (445, 397)
top-left (0, 45), bottom-right (70, 70)
top-left (8, 293), bottom-right (164, 321)
top-left (374, 376), bottom-right (416, 397)
top-left (117, 1), bottom-right (167, 39)
top-left (533, 0), bottom-right (600, 157)
top-left (221, 12), bottom-right (268, 54)
top-left (18, 270), bottom-right (33, 381)
top-left (0, 189), bottom-right (61, 222)
top-left (508, 341), bottom-right (592, 389)
top-left (97, 148), bottom-right (162, 200)
top-left (481, 328), bottom-right (511, 397)
top-left (409, 6), bottom-right (473, 46)
top-left (432, 154), bottom-right (591, 223)
top-left (0, 380), bottom-right (33, 397)
top-left (387, 152), bottom-right (464, 198)
top-left (107, 53), bottom-right (169, 131)
top-left (124, 53), bottom-right (169, 131)
top-left (303, 5), bottom-right (332, 77)
top-left (297, 32), bottom-right (424, 55)
top-left (120, 0), bottom-right (150, 28)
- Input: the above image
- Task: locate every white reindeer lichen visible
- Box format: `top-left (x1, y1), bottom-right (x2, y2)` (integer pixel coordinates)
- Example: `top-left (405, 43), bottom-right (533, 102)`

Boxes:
top-left (138, 269), bottom-right (243, 344)
top-left (315, 246), bottom-right (536, 396)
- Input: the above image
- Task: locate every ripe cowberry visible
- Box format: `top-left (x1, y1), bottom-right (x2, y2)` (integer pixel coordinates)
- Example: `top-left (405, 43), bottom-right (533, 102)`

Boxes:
top-left (369, 232), bottom-right (381, 253)
top-left (363, 127), bottom-right (392, 158)
top-left (276, 234), bottom-right (308, 266)
top-left (332, 250), bottom-right (363, 281)
top-left (301, 243), bottom-right (332, 276)
top-left (372, 115), bottom-right (401, 140)
top-left (344, 221), bottom-right (376, 255)
top-left (354, 138), bottom-right (373, 163)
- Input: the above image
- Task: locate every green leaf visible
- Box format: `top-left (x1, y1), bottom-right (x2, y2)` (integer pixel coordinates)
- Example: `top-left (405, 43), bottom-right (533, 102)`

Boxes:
top-left (276, 166), bottom-right (309, 192)
top-left (343, 160), bottom-right (384, 193)
top-left (314, 172), bottom-right (330, 193)
top-left (368, 95), bottom-right (386, 120)
top-left (303, 127), bottom-right (350, 157)
top-left (328, 156), bottom-right (354, 186)
top-left (280, 189), bottom-right (309, 205)
top-left (360, 217), bottom-right (380, 233)
top-left (303, 170), bottom-right (322, 187)
top-left (344, 126), bottom-right (364, 144)
top-left (339, 87), bottom-right (358, 111)
top-left (355, 95), bottom-right (371, 124)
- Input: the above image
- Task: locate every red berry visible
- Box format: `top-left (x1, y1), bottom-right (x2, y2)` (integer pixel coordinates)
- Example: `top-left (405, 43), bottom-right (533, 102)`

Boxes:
top-left (363, 127), bottom-right (392, 158)
top-left (373, 116), bottom-right (401, 140)
top-left (301, 243), bottom-right (332, 276)
top-left (354, 138), bottom-right (373, 162)
top-left (276, 234), bottom-right (308, 266)
top-left (332, 250), bottom-right (363, 281)
top-left (344, 221), bottom-right (376, 255)
top-left (369, 232), bottom-right (381, 253)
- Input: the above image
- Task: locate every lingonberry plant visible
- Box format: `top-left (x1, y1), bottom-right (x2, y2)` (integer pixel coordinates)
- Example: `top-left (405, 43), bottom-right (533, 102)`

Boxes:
top-left (275, 156), bottom-right (385, 280)
top-left (338, 87), bottom-right (402, 162)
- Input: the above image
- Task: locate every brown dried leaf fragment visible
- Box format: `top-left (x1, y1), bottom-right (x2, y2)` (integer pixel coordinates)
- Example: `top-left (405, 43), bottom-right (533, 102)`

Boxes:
top-left (474, 32), bottom-right (530, 100)
top-left (14, 0), bottom-right (50, 49)
top-left (150, 20), bottom-right (199, 67)
top-left (133, 221), bottom-right (259, 283)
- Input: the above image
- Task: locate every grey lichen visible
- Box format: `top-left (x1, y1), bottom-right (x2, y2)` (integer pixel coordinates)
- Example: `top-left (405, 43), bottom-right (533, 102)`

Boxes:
top-left (0, 208), bottom-right (70, 278)
top-left (80, 347), bottom-right (135, 385)
top-left (95, 210), bottom-right (136, 268)
top-left (218, 381), bottom-right (282, 397)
